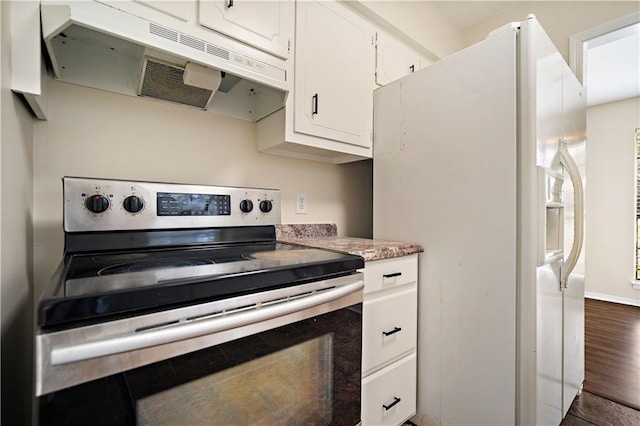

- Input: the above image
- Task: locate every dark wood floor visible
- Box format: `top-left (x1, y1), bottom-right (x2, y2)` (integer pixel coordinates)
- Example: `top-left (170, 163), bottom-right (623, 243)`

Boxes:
top-left (562, 391), bottom-right (640, 425)
top-left (582, 299), bottom-right (640, 409)
top-left (561, 298), bottom-right (640, 425)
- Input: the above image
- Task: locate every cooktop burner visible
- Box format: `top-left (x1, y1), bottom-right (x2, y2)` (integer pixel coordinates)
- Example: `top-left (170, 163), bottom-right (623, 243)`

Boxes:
top-left (66, 242), bottom-right (321, 281)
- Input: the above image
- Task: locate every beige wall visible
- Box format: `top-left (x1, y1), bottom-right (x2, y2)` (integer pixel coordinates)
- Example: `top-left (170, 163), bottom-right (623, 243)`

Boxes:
top-left (32, 80), bottom-right (372, 293)
top-left (1, 2), bottom-right (35, 424)
top-left (585, 97), bottom-right (640, 304)
top-left (463, 1), bottom-right (639, 63)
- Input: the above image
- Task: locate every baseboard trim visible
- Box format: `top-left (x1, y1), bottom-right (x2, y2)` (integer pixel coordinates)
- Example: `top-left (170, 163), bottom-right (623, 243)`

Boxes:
top-left (585, 291), bottom-right (640, 307)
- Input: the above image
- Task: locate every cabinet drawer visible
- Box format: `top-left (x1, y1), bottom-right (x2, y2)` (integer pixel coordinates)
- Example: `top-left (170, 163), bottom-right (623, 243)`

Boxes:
top-left (363, 255), bottom-right (417, 295)
top-left (362, 352), bottom-right (417, 426)
top-left (362, 287), bottom-right (417, 373)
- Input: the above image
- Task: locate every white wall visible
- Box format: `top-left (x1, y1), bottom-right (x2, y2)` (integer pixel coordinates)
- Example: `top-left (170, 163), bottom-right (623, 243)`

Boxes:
top-left (32, 80), bottom-right (372, 294)
top-left (0, 2), bottom-right (36, 424)
top-left (585, 97), bottom-right (640, 304)
top-left (463, 1), bottom-right (640, 63)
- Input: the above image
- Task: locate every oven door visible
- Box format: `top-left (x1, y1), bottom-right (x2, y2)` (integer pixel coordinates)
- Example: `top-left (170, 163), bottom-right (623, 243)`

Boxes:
top-left (37, 274), bottom-right (363, 425)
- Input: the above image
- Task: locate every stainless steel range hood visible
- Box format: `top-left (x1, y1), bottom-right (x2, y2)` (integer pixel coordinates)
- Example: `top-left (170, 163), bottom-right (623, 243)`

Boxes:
top-left (40, 1), bottom-right (288, 121)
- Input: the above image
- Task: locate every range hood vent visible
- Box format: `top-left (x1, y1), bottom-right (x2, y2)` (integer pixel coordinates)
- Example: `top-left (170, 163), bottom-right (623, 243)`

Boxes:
top-left (148, 23), bottom-right (230, 62)
top-left (140, 59), bottom-right (214, 109)
top-left (40, 1), bottom-right (288, 121)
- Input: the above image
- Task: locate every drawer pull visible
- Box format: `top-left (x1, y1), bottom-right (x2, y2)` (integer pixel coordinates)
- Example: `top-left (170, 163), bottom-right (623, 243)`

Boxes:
top-left (383, 396), bottom-right (401, 411)
top-left (382, 326), bottom-right (402, 337)
top-left (383, 272), bottom-right (402, 278)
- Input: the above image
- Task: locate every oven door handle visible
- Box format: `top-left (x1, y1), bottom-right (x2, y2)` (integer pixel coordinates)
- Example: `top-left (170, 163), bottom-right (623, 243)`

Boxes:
top-left (50, 280), bottom-right (364, 366)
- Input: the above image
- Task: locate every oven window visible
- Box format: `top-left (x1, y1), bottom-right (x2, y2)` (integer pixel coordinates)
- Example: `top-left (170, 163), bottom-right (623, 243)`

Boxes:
top-left (135, 336), bottom-right (333, 424)
top-left (39, 305), bottom-right (362, 425)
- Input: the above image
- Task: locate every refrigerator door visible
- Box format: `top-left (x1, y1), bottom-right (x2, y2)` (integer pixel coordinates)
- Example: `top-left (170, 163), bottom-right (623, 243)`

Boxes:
top-left (518, 16), bottom-right (566, 426)
top-left (559, 61), bottom-right (587, 417)
top-left (520, 17), bottom-right (586, 425)
top-left (374, 28), bottom-right (518, 425)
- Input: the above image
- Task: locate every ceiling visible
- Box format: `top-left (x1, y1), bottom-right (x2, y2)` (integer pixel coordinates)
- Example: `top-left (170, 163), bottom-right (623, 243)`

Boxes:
top-left (431, 2), bottom-right (640, 106)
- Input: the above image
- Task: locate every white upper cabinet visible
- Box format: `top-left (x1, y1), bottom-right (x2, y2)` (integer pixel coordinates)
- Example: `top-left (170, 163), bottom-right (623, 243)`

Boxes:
top-left (199, 0), bottom-right (292, 58)
top-left (256, 0), bottom-right (376, 163)
top-left (375, 31), bottom-right (432, 86)
top-left (293, 0), bottom-right (375, 148)
top-left (133, 0), bottom-right (190, 21)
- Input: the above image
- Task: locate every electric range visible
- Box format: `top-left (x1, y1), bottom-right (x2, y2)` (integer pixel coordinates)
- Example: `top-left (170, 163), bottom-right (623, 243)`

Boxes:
top-left (36, 177), bottom-right (365, 424)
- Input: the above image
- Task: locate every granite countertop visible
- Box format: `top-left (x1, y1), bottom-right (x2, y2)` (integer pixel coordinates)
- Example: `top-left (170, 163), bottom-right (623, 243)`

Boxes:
top-left (276, 224), bottom-right (423, 262)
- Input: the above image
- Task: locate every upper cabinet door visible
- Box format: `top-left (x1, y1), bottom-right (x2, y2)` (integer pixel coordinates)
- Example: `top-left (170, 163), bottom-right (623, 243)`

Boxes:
top-left (199, 0), bottom-right (292, 58)
top-left (294, 0), bottom-right (375, 148)
top-left (375, 31), bottom-right (432, 86)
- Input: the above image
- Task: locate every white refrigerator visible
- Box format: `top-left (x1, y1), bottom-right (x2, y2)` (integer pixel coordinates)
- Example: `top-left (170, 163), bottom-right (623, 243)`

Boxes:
top-left (373, 16), bottom-right (586, 426)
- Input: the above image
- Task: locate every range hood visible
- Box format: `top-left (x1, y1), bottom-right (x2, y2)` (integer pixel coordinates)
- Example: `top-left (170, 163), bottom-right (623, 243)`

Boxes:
top-left (40, 1), bottom-right (288, 121)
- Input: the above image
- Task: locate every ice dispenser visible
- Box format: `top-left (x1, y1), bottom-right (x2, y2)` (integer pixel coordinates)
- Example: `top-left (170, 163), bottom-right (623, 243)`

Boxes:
top-left (537, 166), bottom-right (565, 266)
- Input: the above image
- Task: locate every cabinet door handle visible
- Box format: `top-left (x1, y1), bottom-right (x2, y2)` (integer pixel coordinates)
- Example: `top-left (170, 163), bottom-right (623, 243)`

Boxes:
top-left (383, 397), bottom-right (401, 410)
top-left (227, 0), bottom-right (233, 8)
top-left (383, 272), bottom-right (401, 278)
top-left (409, 64), bottom-right (415, 72)
top-left (382, 326), bottom-right (402, 336)
top-left (312, 93), bottom-right (319, 115)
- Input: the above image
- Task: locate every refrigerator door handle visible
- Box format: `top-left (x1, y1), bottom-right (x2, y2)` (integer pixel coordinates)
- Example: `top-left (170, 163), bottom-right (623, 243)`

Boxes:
top-left (556, 146), bottom-right (585, 285)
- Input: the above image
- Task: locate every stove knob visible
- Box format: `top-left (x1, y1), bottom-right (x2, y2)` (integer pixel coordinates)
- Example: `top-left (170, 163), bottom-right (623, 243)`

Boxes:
top-left (259, 200), bottom-right (273, 213)
top-left (85, 194), bottom-right (110, 213)
top-left (123, 195), bottom-right (144, 213)
top-left (239, 199), bottom-right (254, 213)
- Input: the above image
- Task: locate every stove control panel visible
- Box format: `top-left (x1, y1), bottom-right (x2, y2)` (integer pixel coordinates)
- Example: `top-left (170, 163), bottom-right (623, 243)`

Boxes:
top-left (157, 192), bottom-right (231, 216)
top-left (63, 177), bottom-right (281, 232)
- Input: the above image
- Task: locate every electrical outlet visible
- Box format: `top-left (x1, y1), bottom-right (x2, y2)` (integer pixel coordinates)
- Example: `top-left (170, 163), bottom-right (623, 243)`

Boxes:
top-left (296, 193), bottom-right (307, 214)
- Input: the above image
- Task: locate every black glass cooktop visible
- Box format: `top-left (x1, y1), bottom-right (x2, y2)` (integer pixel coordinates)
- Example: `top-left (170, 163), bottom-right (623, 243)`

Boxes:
top-left (39, 242), bottom-right (364, 329)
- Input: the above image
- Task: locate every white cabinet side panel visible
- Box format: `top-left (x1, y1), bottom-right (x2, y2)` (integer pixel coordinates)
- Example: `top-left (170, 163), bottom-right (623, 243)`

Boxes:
top-left (373, 30), bottom-right (518, 425)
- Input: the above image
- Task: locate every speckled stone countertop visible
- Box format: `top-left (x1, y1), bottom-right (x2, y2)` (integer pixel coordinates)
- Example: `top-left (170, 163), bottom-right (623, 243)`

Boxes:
top-left (275, 224), bottom-right (423, 262)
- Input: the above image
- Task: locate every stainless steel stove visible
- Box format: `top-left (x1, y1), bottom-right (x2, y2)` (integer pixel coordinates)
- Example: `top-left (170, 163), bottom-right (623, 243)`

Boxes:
top-left (36, 177), bottom-right (364, 425)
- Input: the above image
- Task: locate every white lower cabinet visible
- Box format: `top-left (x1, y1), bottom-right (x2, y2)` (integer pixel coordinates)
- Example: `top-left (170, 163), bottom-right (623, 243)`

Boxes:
top-left (362, 287), bottom-right (417, 374)
top-left (362, 352), bottom-right (417, 426)
top-left (361, 254), bottom-right (418, 425)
